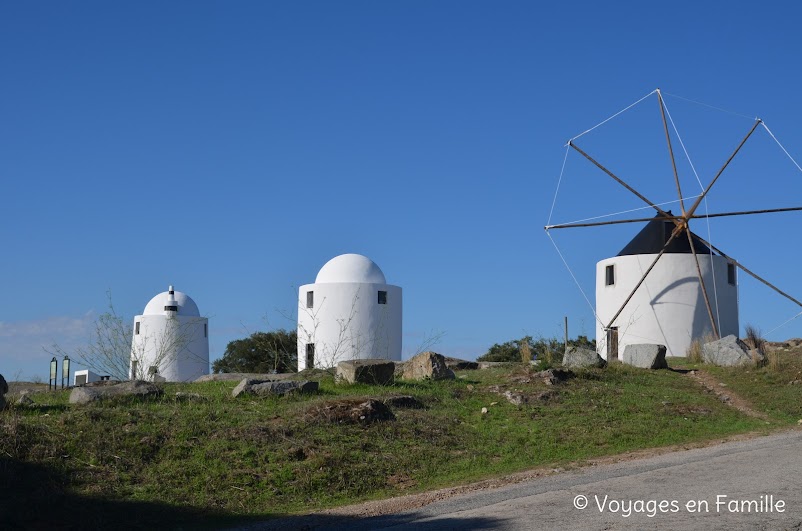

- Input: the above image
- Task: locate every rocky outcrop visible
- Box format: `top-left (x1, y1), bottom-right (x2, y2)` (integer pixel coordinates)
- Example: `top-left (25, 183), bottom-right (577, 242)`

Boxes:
top-left (703, 335), bottom-right (763, 367)
top-left (231, 378), bottom-right (318, 398)
top-left (623, 344), bottom-right (668, 369)
top-left (563, 347), bottom-right (606, 369)
top-left (402, 351), bottom-right (455, 380)
top-left (336, 360), bottom-right (395, 386)
top-left (69, 380), bottom-right (163, 405)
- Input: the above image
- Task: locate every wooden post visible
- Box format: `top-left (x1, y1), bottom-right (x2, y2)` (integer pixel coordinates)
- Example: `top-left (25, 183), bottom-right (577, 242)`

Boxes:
top-left (606, 327), bottom-right (619, 361)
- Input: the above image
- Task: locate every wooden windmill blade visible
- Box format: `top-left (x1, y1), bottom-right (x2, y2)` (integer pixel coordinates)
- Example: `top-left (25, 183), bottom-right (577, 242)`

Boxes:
top-left (545, 207), bottom-right (802, 231)
top-left (657, 90), bottom-right (719, 338)
top-left (692, 234), bottom-right (802, 309)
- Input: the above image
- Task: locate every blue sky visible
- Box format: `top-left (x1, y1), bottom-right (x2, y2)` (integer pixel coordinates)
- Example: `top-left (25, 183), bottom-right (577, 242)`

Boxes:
top-left (3, 1), bottom-right (802, 380)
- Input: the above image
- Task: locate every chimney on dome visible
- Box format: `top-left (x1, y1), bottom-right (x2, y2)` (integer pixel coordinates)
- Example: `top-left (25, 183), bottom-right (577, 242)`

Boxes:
top-left (164, 285), bottom-right (178, 316)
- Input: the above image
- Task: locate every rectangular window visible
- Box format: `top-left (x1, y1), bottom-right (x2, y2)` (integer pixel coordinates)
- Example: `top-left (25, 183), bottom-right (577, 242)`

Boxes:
top-left (605, 264), bottom-right (615, 286)
top-left (131, 360), bottom-right (138, 380)
top-left (306, 291), bottom-right (314, 308)
top-left (76, 374), bottom-right (87, 386)
top-left (728, 263), bottom-right (736, 285)
top-left (204, 323), bottom-right (208, 338)
top-left (135, 321), bottom-right (140, 335)
top-left (378, 290), bottom-right (387, 304)
top-left (306, 343), bottom-right (315, 369)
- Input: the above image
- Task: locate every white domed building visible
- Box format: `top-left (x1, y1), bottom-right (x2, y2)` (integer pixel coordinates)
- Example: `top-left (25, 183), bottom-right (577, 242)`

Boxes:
top-left (297, 254), bottom-right (402, 370)
top-left (130, 286), bottom-right (209, 381)
top-left (596, 214), bottom-right (739, 359)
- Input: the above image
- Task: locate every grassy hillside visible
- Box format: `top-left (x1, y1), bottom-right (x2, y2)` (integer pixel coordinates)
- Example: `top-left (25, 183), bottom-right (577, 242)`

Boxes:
top-left (3, 353), bottom-right (802, 529)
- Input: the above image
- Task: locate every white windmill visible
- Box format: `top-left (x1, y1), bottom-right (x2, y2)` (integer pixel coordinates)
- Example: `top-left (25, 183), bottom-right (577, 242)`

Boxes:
top-left (546, 89), bottom-right (802, 359)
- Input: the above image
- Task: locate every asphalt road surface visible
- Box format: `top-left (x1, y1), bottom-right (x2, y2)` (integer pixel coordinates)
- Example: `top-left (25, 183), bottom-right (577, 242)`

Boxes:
top-left (251, 429), bottom-right (802, 530)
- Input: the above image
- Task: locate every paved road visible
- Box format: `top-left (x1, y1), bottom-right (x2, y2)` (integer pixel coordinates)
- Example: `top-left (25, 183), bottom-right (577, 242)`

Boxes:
top-left (251, 429), bottom-right (802, 530)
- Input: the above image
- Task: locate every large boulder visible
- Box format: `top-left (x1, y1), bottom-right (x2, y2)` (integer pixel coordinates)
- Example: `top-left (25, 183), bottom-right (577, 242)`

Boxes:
top-left (69, 380), bottom-right (162, 405)
top-left (402, 351), bottom-right (455, 381)
top-left (623, 344), bottom-right (668, 369)
top-left (563, 346), bottom-right (606, 369)
top-left (703, 335), bottom-right (762, 367)
top-left (232, 378), bottom-right (318, 398)
top-left (336, 359), bottom-right (395, 386)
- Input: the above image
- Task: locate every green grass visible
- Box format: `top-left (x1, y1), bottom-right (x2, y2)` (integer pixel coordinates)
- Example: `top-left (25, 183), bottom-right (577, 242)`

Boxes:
top-left (1, 359), bottom-right (794, 529)
top-left (687, 347), bottom-right (802, 424)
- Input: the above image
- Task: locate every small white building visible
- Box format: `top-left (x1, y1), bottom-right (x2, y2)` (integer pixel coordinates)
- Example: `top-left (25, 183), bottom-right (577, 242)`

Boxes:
top-left (73, 369), bottom-right (101, 386)
top-left (596, 214), bottom-right (739, 358)
top-left (130, 286), bottom-right (209, 382)
top-left (297, 254), bottom-right (402, 370)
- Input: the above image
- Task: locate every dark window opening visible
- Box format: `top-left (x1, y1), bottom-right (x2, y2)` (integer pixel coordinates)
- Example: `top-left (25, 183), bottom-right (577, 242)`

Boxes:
top-left (378, 290), bottom-right (387, 304)
top-left (148, 366), bottom-right (159, 375)
top-left (728, 263), bottom-right (736, 285)
top-left (306, 343), bottom-right (315, 369)
top-left (130, 360), bottom-right (138, 379)
top-left (135, 321), bottom-right (140, 335)
top-left (164, 305), bottom-right (178, 312)
top-left (204, 323), bottom-right (208, 338)
top-left (76, 374), bottom-right (87, 386)
top-left (306, 291), bottom-right (314, 308)
top-left (605, 264), bottom-right (615, 286)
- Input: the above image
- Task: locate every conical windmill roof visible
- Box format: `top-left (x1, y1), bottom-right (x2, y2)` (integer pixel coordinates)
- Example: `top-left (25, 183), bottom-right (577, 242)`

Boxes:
top-left (617, 212), bottom-right (714, 257)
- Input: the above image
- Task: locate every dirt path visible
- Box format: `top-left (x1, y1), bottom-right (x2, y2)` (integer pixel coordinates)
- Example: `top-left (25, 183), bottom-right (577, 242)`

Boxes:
top-left (683, 369), bottom-right (770, 420)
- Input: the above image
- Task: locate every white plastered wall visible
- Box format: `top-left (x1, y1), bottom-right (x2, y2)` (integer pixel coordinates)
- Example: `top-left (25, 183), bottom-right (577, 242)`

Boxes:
top-left (596, 253), bottom-right (738, 358)
top-left (296, 283), bottom-right (402, 370)
top-left (131, 314), bottom-right (209, 382)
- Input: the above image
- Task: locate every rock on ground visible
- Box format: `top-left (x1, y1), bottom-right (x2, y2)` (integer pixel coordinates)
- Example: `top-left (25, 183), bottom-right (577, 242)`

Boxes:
top-left (443, 357), bottom-right (479, 371)
top-left (536, 368), bottom-right (574, 385)
top-left (336, 359), bottom-right (395, 386)
top-left (478, 362), bottom-right (516, 370)
top-left (306, 398), bottom-right (395, 424)
top-left (402, 351), bottom-right (455, 381)
top-left (703, 335), bottom-right (762, 367)
top-left (16, 395), bottom-right (34, 407)
top-left (232, 378), bottom-right (318, 398)
top-left (196, 372), bottom-right (300, 383)
top-left (383, 395), bottom-right (424, 409)
top-left (623, 344), bottom-right (668, 369)
top-left (563, 347), bottom-right (606, 369)
top-left (69, 380), bottom-right (163, 405)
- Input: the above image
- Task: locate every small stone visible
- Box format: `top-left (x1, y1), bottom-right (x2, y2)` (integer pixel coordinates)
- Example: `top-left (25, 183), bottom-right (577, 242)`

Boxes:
top-left (466, 384), bottom-right (474, 391)
top-left (490, 401), bottom-right (498, 406)
top-left (481, 407), bottom-right (488, 414)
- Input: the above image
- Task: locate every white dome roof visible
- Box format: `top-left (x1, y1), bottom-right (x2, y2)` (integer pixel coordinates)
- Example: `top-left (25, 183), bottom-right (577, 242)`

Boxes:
top-left (142, 287), bottom-right (201, 316)
top-left (315, 254), bottom-right (387, 284)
